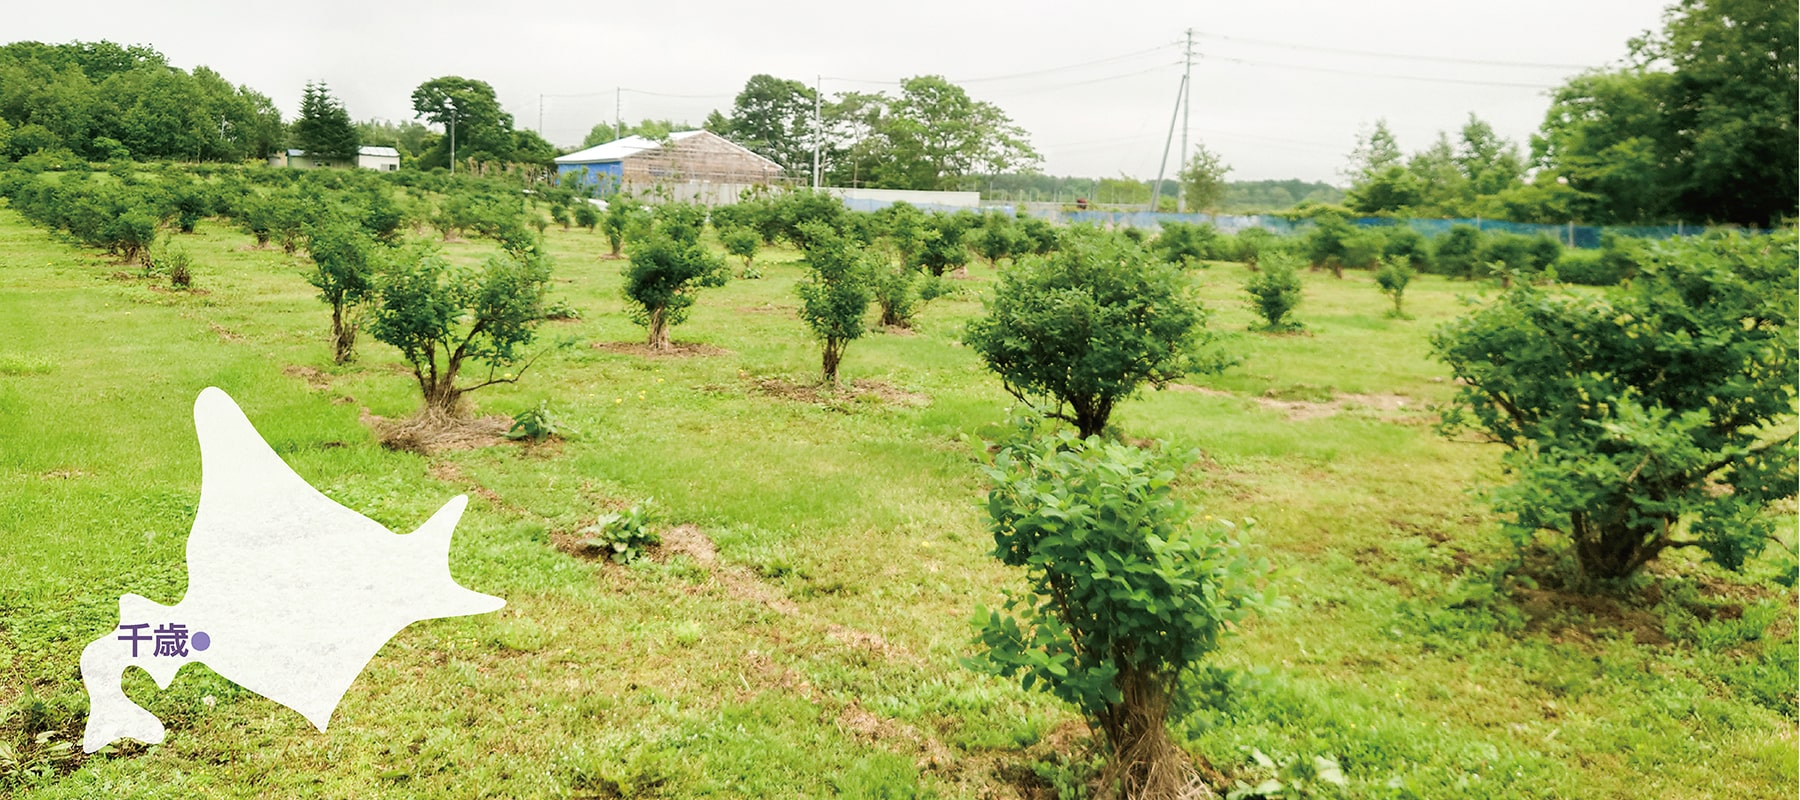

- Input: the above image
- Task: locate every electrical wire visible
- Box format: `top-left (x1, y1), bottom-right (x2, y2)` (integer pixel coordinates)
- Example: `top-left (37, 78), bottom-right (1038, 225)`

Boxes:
top-left (1041, 134), bottom-right (1172, 156)
top-left (1202, 53), bottom-right (1559, 89)
top-left (621, 88), bottom-right (736, 100)
top-left (822, 44), bottom-right (1178, 90)
top-left (955, 43), bottom-right (1180, 83)
top-left (1041, 131), bottom-right (1170, 149)
top-left (539, 88), bottom-right (734, 100)
top-left (821, 75), bottom-right (902, 86)
top-left (980, 64), bottom-right (1181, 97)
top-left (1193, 30), bottom-right (1592, 71)
top-left (1193, 130), bottom-right (1345, 153)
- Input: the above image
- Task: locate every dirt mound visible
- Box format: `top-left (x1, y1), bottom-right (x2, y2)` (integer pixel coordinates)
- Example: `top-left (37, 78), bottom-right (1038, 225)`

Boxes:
top-left (362, 408), bottom-right (511, 455)
top-left (591, 340), bottom-right (731, 358)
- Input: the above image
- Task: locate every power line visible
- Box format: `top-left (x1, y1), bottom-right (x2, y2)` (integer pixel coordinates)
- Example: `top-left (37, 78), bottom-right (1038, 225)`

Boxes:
top-left (1041, 131), bottom-right (1169, 149)
top-left (1041, 135), bottom-right (1171, 157)
top-left (1193, 30), bottom-right (1592, 71)
top-left (955, 43), bottom-right (1180, 83)
top-left (540, 87), bottom-right (734, 100)
top-left (621, 87), bottom-right (736, 100)
top-left (1195, 130), bottom-right (1345, 153)
top-left (820, 75), bottom-right (902, 86)
top-left (1202, 53), bottom-right (1560, 89)
top-left (817, 44), bottom-right (1180, 91)
top-left (979, 64), bottom-right (1180, 96)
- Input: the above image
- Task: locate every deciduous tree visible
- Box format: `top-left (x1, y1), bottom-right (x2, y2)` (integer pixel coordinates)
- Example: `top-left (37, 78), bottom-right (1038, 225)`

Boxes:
top-left (708, 75), bottom-right (817, 176)
top-left (410, 76), bottom-right (515, 169)
top-left (1177, 143), bottom-right (1230, 213)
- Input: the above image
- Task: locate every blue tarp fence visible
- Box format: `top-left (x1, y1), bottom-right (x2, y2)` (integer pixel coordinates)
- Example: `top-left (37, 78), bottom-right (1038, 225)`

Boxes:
top-left (1020, 209), bottom-right (1760, 249)
top-left (828, 194), bottom-right (1763, 248)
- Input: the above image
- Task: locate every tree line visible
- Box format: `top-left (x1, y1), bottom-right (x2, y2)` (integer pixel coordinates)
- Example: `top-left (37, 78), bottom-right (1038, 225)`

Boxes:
top-left (702, 73), bottom-right (1041, 192)
top-left (1341, 0), bottom-right (1795, 227)
top-left (0, 41), bottom-right (283, 163)
top-left (1, 0), bottom-right (1792, 227)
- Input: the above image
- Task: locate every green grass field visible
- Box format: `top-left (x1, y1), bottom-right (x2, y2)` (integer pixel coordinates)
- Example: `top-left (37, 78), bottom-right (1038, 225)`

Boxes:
top-left (1, 208), bottom-right (1793, 798)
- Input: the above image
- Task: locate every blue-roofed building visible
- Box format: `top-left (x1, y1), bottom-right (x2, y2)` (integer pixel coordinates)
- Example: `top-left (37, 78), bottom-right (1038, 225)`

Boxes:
top-left (554, 130), bottom-right (783, 194)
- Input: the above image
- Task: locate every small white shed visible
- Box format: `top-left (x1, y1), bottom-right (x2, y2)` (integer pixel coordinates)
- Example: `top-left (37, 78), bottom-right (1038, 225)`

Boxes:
top-left (356, 146), bottom-right (401, 172)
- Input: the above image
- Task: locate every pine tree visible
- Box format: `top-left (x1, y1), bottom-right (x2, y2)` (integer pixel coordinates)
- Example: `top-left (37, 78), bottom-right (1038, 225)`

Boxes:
top-left (293, 82), bottom-right (359, 163)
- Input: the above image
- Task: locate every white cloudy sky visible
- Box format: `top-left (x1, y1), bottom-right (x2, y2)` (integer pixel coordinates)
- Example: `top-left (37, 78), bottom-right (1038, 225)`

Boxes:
top-left (8, 0), bottom-right (1669, 184)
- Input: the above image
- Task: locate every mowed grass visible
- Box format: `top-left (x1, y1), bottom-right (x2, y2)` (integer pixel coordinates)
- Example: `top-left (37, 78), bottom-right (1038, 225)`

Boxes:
top-left (0, 205), bottom-right (1793, 799)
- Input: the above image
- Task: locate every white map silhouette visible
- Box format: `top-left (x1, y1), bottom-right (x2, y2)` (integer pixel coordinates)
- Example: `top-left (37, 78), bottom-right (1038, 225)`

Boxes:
top-left (80, 387), bottom-right (506, 753)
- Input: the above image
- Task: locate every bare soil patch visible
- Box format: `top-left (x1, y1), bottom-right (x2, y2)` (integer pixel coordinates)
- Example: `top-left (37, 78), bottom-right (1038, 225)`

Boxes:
top-left (362, 407), bottom-right (511, 455)
top-left (1168, 384), bottom-right (1420, 422)
top-left (283, 365), bottom-right (332, 391)
top-left (750, 377), bottom-right (930, 409)
top-left (591, 340), bottom-right (731, 358)
top-left (656, 523), bottom-right (720, 568)
top-left (559, 519), bottom-right (803, 614)
top-left (1516, 587), bottom-right (1670, 646)
top-left (206, 322), bottom-right (241, 342)
top-left (835, 701), bottom-right (955, 769)
top-left (426, 460), bottom-right (506, 507)
top-left (735, 302), bottom-right (797, 317)
top-left (148, 285), bottom-right (211, 296)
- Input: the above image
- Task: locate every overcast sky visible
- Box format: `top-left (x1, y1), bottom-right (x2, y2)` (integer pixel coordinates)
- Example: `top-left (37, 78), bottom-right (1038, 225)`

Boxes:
top-left (8, 0), bottom-right (1670, 184)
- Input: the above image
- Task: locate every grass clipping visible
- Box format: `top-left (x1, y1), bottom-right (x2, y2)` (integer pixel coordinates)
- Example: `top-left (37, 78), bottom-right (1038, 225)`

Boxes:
top-left (363, 407), bottom-right (511, 455)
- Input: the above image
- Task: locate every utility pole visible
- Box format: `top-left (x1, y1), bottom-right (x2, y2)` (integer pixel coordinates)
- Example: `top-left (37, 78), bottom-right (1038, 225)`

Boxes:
top-left (616, 87), bottom-right (623, 141)
top-left (538, 94), bottom-right (544, 134)
top-left (1178, 29), bottom-right (1194, 214)
top-left (449, 108), bottom-right (457, 175)
top-left (812, 75), bottom-right (823, 190)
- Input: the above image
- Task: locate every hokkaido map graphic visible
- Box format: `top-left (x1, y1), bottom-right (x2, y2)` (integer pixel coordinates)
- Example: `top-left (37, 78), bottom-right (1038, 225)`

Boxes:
top-left (79, 388), bottom-right (505, 752)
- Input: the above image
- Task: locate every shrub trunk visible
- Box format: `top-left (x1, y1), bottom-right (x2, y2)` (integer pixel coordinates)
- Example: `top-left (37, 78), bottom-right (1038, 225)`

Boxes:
top-left (1095, 665), bottom-right (1204, 800)
top-left (421, 375), bottom-right (464, 417)
top-left (821, 339), bottom-right (844, 386)
top-left (1571, 507), bottom-right (1670, 583)
top-left (647, 307), bottom-right (671, 350)
top-left (330, 303), bottom-right (357, 365)
top-left (1072, 396), bottom-right (1113, 439)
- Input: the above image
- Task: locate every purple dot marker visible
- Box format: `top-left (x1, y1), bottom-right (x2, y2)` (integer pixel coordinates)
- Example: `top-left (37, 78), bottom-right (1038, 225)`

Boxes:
top-left (191, 632), bottom-right (211, 652)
